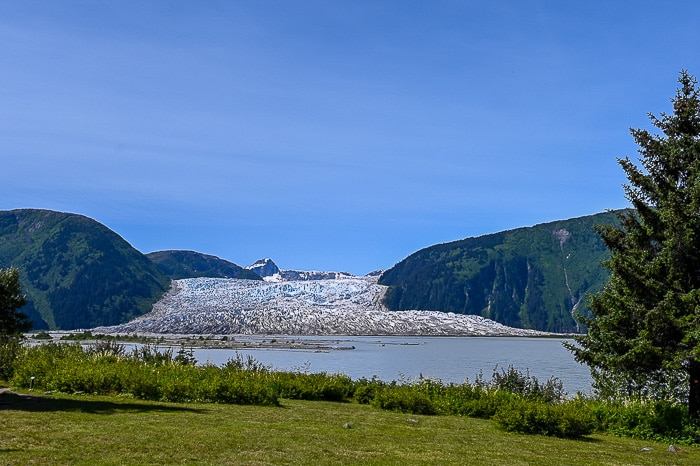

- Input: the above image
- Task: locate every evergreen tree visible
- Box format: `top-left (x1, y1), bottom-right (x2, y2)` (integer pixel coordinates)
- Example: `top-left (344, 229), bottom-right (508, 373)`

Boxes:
top-left (568, 71), bottom-right (700, 417)
top-left (0, 267), bottom-right (30, 335)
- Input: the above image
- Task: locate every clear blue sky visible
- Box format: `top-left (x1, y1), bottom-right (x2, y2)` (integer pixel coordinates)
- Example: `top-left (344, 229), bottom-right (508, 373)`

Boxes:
top-left (2, 1), bottom-right (699, 275)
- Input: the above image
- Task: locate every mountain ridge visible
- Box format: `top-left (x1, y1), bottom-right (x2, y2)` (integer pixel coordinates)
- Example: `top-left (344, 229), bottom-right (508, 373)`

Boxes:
top-left (147, 250), bottom-right (261, 280)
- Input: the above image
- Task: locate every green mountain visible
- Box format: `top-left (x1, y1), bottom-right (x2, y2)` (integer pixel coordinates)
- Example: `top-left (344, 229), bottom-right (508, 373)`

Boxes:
top-left (0, 209), bottom-right (170, 330)
top-left (146, 250), bottom-right (261, 280)
top-left (379, 212), bottom-right (620, 333)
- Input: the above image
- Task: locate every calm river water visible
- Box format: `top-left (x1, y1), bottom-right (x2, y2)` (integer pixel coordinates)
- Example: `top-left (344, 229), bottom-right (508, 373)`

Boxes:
top-left (190, 336), bottom-right (593, 394)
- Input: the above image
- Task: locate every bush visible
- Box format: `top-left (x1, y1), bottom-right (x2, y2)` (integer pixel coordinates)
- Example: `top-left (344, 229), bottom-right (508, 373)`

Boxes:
top-left (488, 365), bottom-right (566, 403)
top-left (223, 353), bottom-right (270, 372)
top-left (130, 344), bottom-right (178, 366)
top-left (86, 340), bottom-right (126, 361)
top-left (11, 342), bottom-right (85, 390)
top-left (212, 369), bottom-right (279, 405)
top-left (589, 399), bottom-right (700, 445)
top-left (0, 336), bottom-right (23, 380)
top-left (271, 371), bottom-right (354, 401)
top-left (440, 385), bottom-right (512, 419)
top-left (371, 384), bottom-right (436, 415)
top-left (493, 397), bottom-right (596, 438)
top-left (353, 377), bottom-right (385, 404)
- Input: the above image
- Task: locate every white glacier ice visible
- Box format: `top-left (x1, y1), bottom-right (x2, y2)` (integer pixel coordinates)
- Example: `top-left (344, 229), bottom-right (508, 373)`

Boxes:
top-left (93, 277), bottom-right (553, 336)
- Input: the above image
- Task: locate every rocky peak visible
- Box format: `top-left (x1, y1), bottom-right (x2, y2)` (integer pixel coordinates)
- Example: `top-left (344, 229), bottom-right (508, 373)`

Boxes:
top-left (246, 258), bottom-right (281, 278)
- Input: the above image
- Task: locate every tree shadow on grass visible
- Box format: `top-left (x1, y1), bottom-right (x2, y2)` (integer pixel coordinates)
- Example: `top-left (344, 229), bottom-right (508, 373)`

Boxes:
top-left (0, 390), bottom-right (207, 415)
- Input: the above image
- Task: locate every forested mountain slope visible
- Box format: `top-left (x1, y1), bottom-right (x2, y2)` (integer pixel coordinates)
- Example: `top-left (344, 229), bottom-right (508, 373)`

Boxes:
top-left (379, 212), bottom-right (620, 333)
top-left (0, 209), bottom-right (170, 330)
top-left (147, 250), bottom-right (261, 280)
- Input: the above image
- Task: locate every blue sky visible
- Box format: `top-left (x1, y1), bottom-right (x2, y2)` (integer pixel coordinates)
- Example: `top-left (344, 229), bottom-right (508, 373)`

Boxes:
top-left (2, 1), bottom-right (699, 275)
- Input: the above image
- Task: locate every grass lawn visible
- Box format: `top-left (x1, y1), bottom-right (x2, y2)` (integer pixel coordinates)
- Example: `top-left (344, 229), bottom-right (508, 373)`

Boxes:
top-left (1, 389), bottom-right (699, 465)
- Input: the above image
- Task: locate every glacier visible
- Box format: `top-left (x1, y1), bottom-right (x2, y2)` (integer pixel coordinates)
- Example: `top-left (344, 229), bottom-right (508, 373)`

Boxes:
top-left (93, 276), bottom-right (553, 337)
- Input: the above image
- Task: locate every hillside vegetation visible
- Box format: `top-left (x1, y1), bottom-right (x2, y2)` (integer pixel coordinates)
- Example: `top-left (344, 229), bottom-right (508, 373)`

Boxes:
top-left (380, 212), bottom-right (620, 333)
top-left (0, 209), bottom-right (170, 330)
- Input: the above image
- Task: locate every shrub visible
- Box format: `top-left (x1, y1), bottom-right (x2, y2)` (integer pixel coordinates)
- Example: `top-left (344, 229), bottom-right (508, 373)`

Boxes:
top-left (488, 365), bottom-right (566, 403)
top-left (353, 377), bottom-right (385, 404)
top-left (86, 340), bottom-right (126, 361)
top-left (353, 384), bottom-right (375, 404)
top-left (212, 369), bottom-right (279, 406)
top-left (371, 384), bottom-right (436, 415)
top-left (439, 385), bottom-right (512, 419)
top-left (174, 346), bottom-right (197, 366)
top-left (271, 372), bottom-right (354, 401)
top-left (129, 344), bottom-right (177, 366)
top-left (11, 342), bottom-right (85, 390)
top-left (223, 353), bottom-right (270, 372)
top-left (0, 336), bottom-right (23, 380)
top-left (493, 397), bottom-right (596, 438)
top-left (589, 399), bottom-right (700, 445)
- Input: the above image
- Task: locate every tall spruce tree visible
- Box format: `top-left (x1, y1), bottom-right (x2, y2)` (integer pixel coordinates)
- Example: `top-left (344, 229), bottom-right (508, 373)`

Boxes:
top-left (568, 71), bottom-right (700, 416)
top-left (0, 267), bottom-right (30, 335)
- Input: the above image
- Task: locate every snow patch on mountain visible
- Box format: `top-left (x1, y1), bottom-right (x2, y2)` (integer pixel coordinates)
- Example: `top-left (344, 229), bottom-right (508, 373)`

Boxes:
top-left (94, 277), bottom-right (552, 336)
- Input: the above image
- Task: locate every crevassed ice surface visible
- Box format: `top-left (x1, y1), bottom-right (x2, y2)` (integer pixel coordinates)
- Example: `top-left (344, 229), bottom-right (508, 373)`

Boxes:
top-left (94, 277), bottom-right (551, 336)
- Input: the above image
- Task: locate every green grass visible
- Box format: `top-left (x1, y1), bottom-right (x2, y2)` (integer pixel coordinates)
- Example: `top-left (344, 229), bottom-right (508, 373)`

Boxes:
top-left (1, 390), bottom-right (699, 465)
